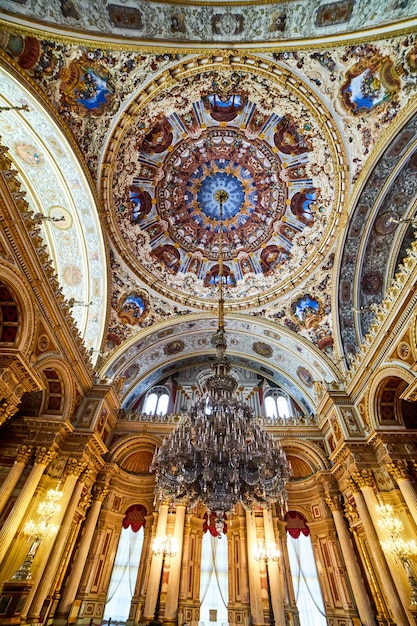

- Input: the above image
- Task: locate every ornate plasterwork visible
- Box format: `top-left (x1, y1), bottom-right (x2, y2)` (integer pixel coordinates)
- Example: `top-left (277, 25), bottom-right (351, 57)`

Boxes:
top-left (1, 0), bottom-right (417, 44)
top-left (105, 56), bottom-right (344, 309)
top-left (0, 63), bottom-right (107, 358)
top-left (338, 113), bottom-right (417, 355)
top-left (100, 314), bottom-right (339, 409)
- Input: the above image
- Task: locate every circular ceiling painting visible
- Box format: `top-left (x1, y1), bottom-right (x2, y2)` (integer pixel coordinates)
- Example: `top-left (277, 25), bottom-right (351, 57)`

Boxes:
top-left (105, 57), bottom-right (345, 308)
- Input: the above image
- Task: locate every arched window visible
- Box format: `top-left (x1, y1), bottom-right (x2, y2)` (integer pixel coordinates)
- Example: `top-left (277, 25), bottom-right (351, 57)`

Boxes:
top-left (104, 505), bottom-right (146, 622)
top-left (143, 386), bottom-right (170, 415)
top-left (285, 511), bottom-right (326, 626)
top-left (199, 513), bottom-right (228, 626)
top-left (264, 390), bottom-right (292, 419)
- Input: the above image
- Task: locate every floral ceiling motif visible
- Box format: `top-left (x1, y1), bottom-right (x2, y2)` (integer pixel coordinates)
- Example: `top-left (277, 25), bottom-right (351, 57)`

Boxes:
top-left (1, 0), bottom-right (417, 44)
top-left (107, 62), bottom-right (344, 307)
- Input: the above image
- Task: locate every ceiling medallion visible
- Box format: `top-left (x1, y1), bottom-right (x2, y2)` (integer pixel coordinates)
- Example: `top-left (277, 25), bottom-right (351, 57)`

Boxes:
top-left (108, 61), bottom-right (343, 307)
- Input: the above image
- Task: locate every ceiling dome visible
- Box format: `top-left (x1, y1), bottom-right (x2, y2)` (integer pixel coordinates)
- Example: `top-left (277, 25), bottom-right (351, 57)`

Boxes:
top-left (105, 57), bottom-right (346, 309)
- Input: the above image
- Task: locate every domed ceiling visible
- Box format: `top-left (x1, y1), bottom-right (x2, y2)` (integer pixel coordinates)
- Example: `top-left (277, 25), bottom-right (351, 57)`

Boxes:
top-left (105, 61), bottom-right (344, 308)
top-left (1, 14), bottom-right (417, 409)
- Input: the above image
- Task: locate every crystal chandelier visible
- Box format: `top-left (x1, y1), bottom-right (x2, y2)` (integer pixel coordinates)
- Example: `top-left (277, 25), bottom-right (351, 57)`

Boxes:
top-left (151, 189), bottom-right (290, 535)
top-left (13, 487), bottom-right (62, 580)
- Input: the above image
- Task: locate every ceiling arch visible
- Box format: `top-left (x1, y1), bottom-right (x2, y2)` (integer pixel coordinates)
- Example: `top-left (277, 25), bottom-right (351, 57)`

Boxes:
top-left (99, 314), bottom-right (340, 411)
top-left (337, 106), bottom-right (417, 357)
top-left (0, 61), bottom-right (108, 362)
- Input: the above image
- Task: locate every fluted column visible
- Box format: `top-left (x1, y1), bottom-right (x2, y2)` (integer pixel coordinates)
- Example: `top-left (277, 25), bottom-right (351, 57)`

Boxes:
top-left (0, 445), bottom-right (32, 517)
top-left (25, 461), bottom-right (87, 620)
top-left (263, 510), bottom-right (286, 626)
top-left (245, 511), bottom-right (263, 626)
top-left (348, 474), bottom-right (410, 625)
top-left (387, 461), bottom-right (417, 528)
top-left (55, 483), bottom-right (108, 622)
top-left (143, 503), bottom-right (169, 621)
top-left (165, 504), bottom-right (186, 623)
top-left (0, 446), bottom-right (57, 566)
top-left (325, 495), bottom-right (376, 625)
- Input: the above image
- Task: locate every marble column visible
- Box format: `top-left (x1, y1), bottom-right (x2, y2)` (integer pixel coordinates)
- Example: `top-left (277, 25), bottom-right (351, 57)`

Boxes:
top-left (165, 505), bottom-right (186, 623)
top-left (387, 461), bottom-right (417, 529)
top-left (54, 483), bottom-right (108, 623)
top-left (25, 461), bottom-right (86, 620)
top-left (0, 445), bottom-right (32, 517)
top-left (143, 503), bottom-right (169, 621)
top-left (263, 509), bottom-right (286, 626)
top-left (0, 447), bottom-right (57, 566)
top-left (348, 475), bottom-right (410, 625)
top-left (245, 511), bottom-right (263, 626)
top-left (325, 495), bottom-right (376, 626)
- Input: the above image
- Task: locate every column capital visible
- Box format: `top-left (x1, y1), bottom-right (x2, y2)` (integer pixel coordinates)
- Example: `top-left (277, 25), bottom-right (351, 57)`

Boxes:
top-left (34, 446), bottom-right (57, 466)
top-left (92, 484), bottom-right (109, 502)
top-left (63, 458), bottom-right (88, 479)
top-left (344, 501), bottom-right (359, 525)
top-left (15, 444), bottom-right (33, 464)
top-left (345, 477), bottom-right (361, 494)
top-left (325, 495), bottom-right (343, 512)
top-left (386, 460), bottom-right (410, 482)
top-left (352, 469), bottom-right (375, 489)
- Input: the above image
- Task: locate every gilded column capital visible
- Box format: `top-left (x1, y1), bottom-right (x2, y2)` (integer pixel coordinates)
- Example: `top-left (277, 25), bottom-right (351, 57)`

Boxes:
top-left (325, 495), bottom-right (343, 512)
top-left (344, 501), bottom-right (359, 525)
top-left (34, 446), bottom-right (57, 466)
top-left (345, 478), bottom-right (360, 494)
top-left (15, 444), bottom-right (33, 464)
top-left (64, 458), bottom-right (88, 478)
top-left (352, 469), bottom-right (375, 489)
top-left (386, 460), bottom-right (410, 482)
top-left (92, 484), bottom-right (109, 502)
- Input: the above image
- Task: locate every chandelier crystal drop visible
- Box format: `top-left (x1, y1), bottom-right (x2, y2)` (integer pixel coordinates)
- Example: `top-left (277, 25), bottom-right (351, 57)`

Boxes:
top-left (151, 189), bottom-right (290, 535)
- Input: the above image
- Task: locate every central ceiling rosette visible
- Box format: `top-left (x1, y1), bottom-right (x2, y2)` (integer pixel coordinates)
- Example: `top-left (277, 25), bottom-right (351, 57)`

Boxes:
top-left (158, 128), bottom-right (286, 260)
top-left (105, 57), bottom-right (345, 308)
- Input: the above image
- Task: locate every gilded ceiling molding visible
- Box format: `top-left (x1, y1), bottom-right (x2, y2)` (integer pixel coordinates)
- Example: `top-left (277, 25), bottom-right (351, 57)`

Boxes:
top-left (279, 437), bottom-right (330, 472)
top-left (33, 354), bottom-right (80, 422)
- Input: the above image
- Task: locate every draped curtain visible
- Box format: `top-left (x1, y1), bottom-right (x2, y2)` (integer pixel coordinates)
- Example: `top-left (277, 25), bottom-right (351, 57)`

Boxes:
top-left (199, 520), bottom-right (228, 626)
top-left (287, 533), bottom-right (327, 625)
top-left (104, 505), bottom-right (146, 622)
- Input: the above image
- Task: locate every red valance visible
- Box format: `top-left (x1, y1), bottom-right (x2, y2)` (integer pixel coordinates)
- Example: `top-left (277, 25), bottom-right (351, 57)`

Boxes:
top-left (285, 510), bottom-right (310, 538)
top-left (203, 511), bottom-right (227, 537)
top-left (122, 504), bottom-right (147, 532)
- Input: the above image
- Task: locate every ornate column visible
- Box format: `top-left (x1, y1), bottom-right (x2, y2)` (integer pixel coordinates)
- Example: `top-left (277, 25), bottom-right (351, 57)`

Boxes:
top-left (263, 510), bottom-right (286, 626)
top-left (54, 483), bottom-right (108, 623)
top-left (348, 475), bottom-right (410, 625)
top-left (245, 511), bottom-right (263, 626)
top-left (387, 461), bottom-right (417, 528)
top-left (164, 504), bottom-right (186, 624)
top-left (143, 503), bottom-right (169, 621)
top-left (25, 460), bottom-right (87, 621)
top-left (325, 494), bottom-right (376, 625)
top-left (0, 446), bottom-right (56, 566)
top-left (0, 445), bottom-right (32, 517)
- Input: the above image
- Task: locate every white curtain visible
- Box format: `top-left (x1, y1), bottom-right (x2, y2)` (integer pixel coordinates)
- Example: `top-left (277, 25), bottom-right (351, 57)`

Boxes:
top-left (104, 526), bottom-right (144, 622)
top-left (287, 533), bottom-right (327, 626)
top-left (199, 532), bottom-right (228, 625)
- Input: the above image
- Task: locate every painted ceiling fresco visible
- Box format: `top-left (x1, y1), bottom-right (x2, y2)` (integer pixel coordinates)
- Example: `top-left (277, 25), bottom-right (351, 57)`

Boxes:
top-left (1, 0), bottom-right (417, 44)
top-left (0, 65), bottom-right (107, 356)
top-left (1, 16), bottom-right (417, 407)
top-left (107, 64), bottom-right (343, 308)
